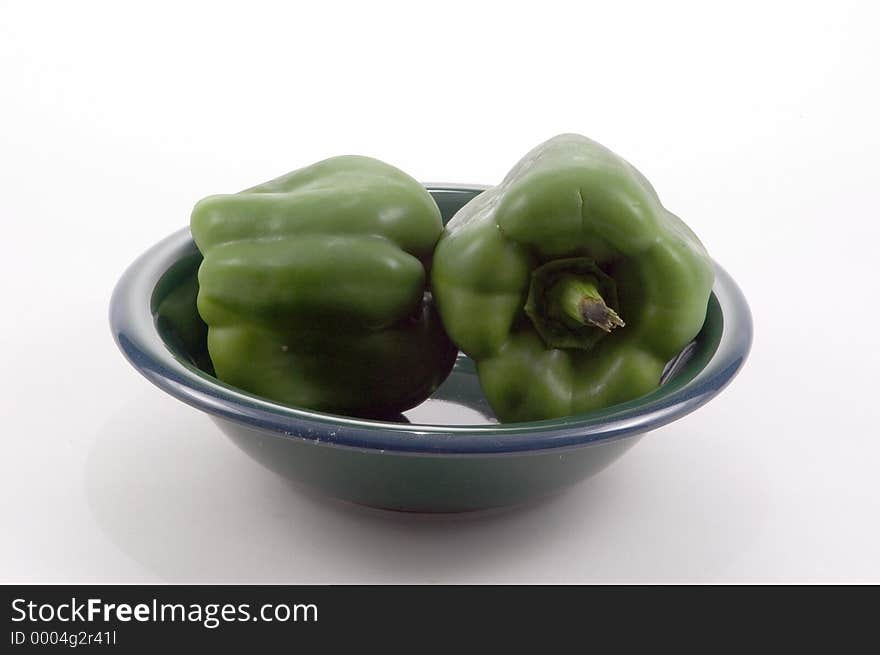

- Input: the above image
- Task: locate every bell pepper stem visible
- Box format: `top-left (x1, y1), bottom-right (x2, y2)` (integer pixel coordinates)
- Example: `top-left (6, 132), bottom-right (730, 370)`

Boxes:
top-left (550, 275), bottom-right (625, 333)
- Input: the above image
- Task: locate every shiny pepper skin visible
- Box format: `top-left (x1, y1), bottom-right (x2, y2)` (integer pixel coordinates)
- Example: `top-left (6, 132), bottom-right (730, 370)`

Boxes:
top-left (431, 134), bottom-right (714, 422)
top-left (191, 156), bottom-right (457, 418)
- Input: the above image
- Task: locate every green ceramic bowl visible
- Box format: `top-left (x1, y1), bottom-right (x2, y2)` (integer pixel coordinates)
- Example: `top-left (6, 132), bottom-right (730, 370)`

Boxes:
top-left (110, 185), bottom-right (752, 512)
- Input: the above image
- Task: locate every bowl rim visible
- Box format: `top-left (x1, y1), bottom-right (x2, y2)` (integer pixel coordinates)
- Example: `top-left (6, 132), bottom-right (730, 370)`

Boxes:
top-left (109, 184), bottom-right (752, 455)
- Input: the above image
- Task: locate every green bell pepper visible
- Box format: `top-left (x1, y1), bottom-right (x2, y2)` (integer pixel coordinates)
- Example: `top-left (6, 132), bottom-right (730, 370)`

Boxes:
top-left (431, 134), bottom-right (714, 422)
top-left (191, 156), bottom-right (457, 418)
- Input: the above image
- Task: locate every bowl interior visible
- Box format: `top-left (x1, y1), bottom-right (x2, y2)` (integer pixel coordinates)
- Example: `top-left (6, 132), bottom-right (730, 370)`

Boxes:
top-left (151, 188), bottom-right (723, 427)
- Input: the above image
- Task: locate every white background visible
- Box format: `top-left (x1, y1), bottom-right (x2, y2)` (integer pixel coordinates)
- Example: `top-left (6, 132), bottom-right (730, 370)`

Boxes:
top-left (2, 0), bottom-right (879, 583)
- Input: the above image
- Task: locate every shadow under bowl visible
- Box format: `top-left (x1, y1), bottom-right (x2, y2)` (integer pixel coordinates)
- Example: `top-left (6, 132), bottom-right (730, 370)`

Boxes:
top-left (110, 185), bottom-right (752, 512)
